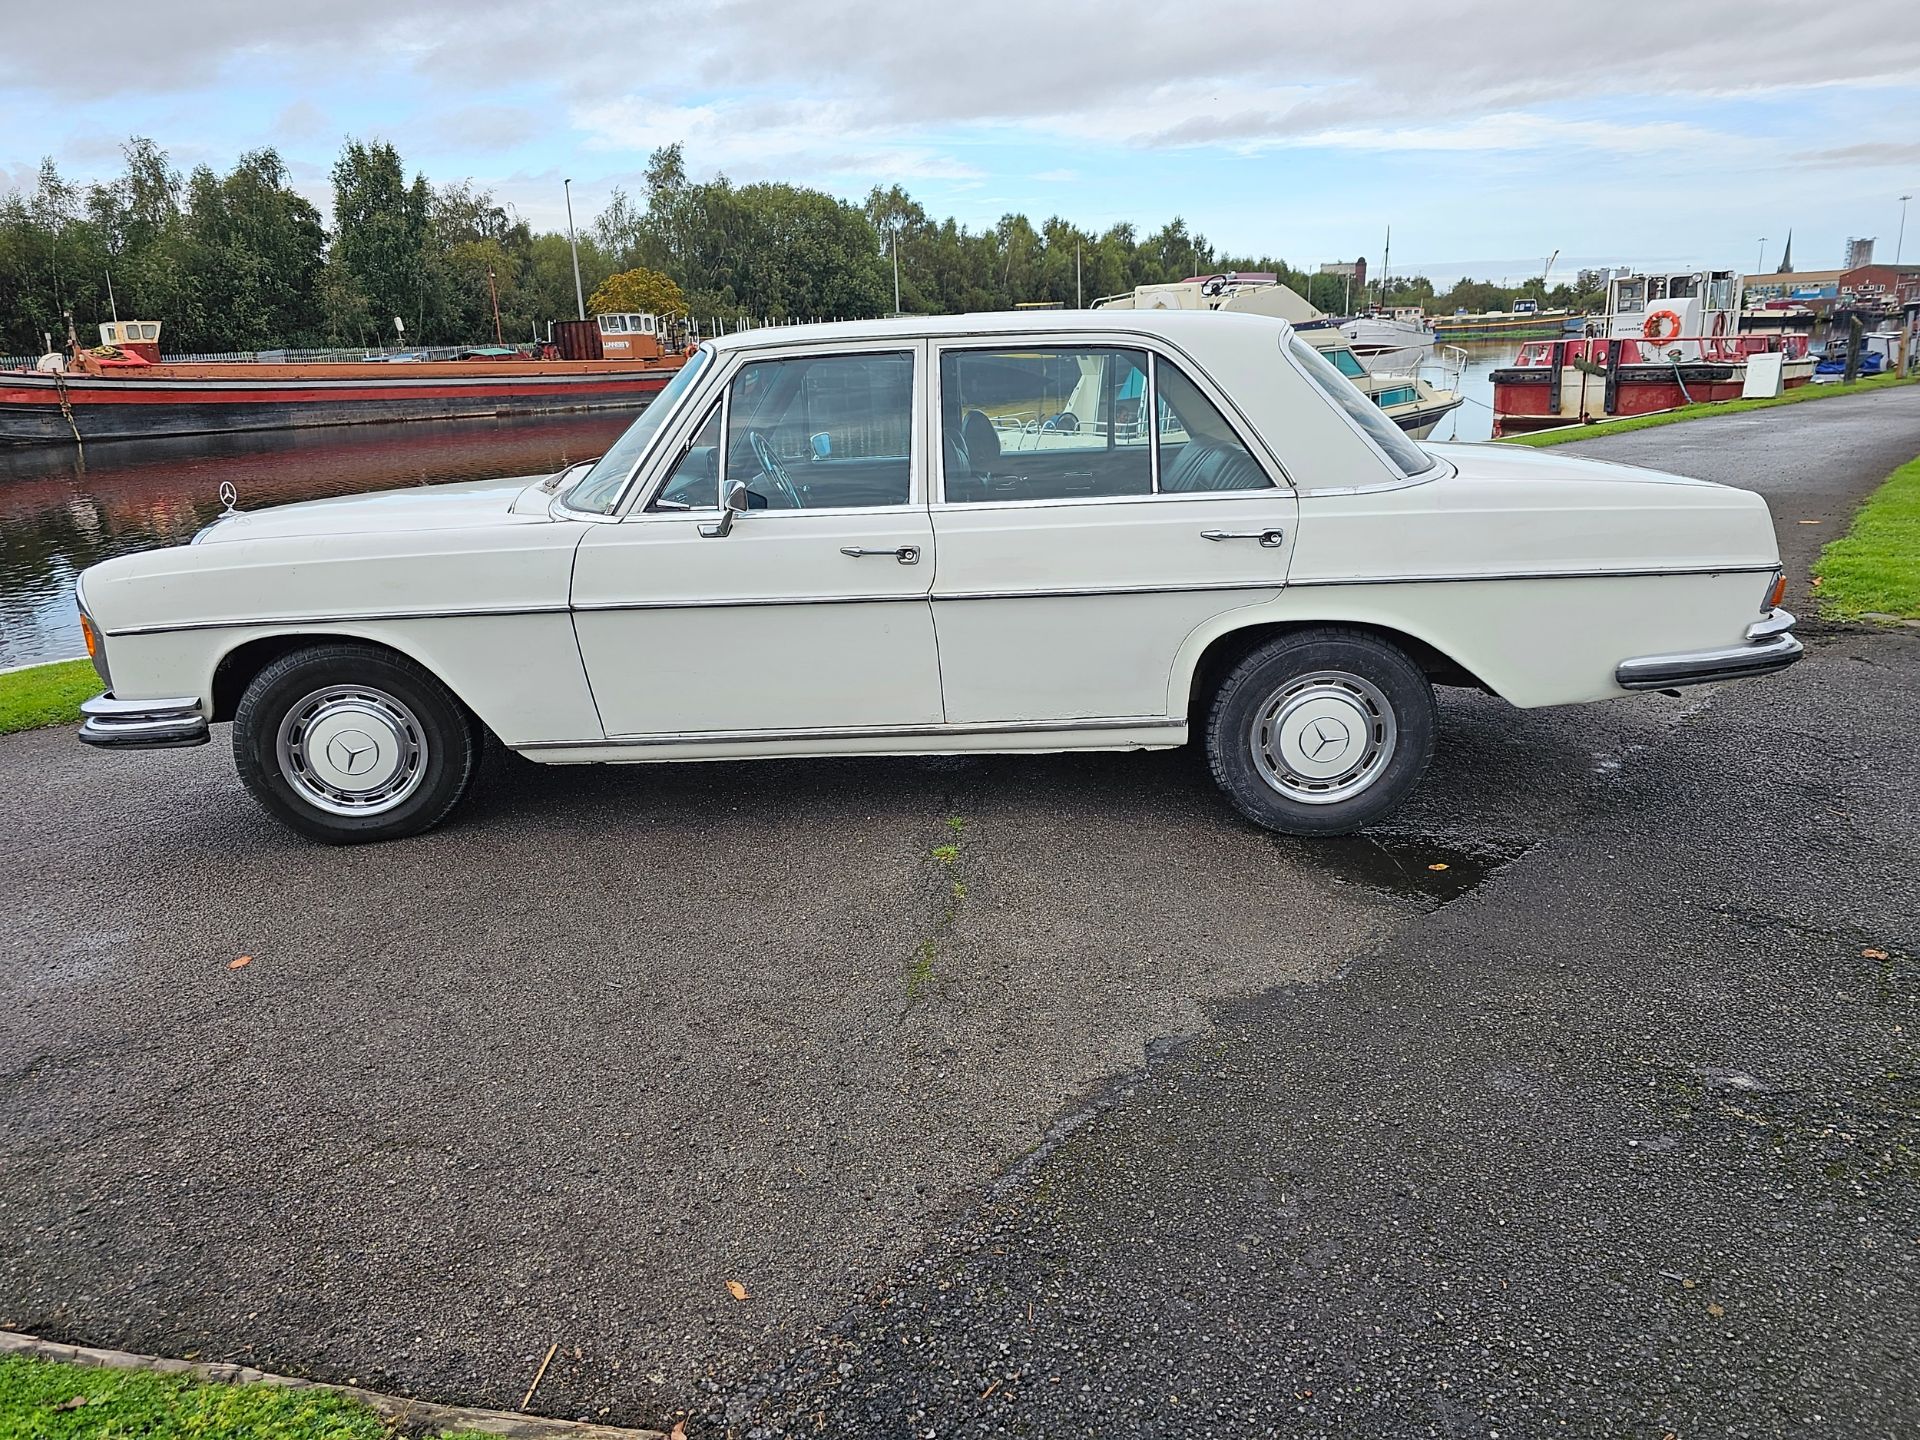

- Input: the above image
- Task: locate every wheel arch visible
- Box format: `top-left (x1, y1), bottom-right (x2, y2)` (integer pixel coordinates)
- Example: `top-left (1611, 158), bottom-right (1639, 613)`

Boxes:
top-left (1174, 613), bottom-right (1495, 724)
top-left (210, 631), bottom-right (472, 726)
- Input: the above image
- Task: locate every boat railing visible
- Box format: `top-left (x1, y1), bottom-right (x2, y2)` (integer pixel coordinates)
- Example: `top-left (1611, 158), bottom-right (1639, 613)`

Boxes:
top-left (1509, 333), bottom-right (1811, 368)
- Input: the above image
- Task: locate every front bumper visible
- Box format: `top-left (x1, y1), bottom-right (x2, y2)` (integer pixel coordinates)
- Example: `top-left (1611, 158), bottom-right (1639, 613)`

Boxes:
top-left (1615, 609), bottom-right (1804, 691)
top-left (77, 693), bottom-right (211, 749)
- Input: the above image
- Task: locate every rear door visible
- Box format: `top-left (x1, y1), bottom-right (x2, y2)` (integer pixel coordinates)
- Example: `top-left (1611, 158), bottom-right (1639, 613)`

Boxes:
top-left (928, 341), bottom-right (1298, 724)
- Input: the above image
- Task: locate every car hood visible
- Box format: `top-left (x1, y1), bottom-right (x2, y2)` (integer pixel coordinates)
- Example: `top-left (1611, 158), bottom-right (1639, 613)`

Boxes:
top-left (1425, 441), bottom-right (1719, 489)
top-left (193, 474), bottom-right (550, 545)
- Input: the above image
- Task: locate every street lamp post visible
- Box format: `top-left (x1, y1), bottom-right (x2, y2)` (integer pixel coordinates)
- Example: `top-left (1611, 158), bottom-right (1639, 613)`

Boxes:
top-left (564, 178), bottom-right (585, 321)
top-left (1898, 194), bottom-right (1912, 265)
top-left (891, 226), bottom-right (901, 315)
top-left (487, 267), bottom-right (503, 345)
top-left (1757, 237), bottom-right (1767, 273)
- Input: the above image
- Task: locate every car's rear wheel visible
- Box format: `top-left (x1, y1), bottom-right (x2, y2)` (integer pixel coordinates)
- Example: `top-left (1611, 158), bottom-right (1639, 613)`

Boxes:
top-left (1205, 628), bottom-right (1436, 835)
top-left (233, 643), bottom-right (479, 844)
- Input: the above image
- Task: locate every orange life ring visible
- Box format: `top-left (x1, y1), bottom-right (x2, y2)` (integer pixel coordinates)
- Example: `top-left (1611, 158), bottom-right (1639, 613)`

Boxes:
top-left (1643, 309), bottom-right (1683, 343)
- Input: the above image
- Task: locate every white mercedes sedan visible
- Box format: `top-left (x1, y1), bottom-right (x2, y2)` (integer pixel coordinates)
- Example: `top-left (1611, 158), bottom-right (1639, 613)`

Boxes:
top-left (73, 310), bottom-right (1800, 843)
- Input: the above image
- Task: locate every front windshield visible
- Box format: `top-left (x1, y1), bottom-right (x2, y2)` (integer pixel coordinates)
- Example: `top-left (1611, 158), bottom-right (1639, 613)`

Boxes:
top-left (563, 346), bottom-right (711, 513)
top-left (1285, 334), bottom-right (1436, 478)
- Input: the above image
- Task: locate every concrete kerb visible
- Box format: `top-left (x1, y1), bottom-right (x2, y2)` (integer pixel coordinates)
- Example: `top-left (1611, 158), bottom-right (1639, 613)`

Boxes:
top-left (0, 1330), bottom-right (668, 1440)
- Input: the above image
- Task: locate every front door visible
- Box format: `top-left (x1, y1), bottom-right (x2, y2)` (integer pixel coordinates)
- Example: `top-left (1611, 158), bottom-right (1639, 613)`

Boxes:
top-left (929, 342), bottom-right (1299, 724)
top-left (572, 345), bottom-right (942, 739)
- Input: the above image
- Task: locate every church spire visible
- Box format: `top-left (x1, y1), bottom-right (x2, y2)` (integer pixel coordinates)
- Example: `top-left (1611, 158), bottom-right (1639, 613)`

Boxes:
top-left (1777, 230), bottom-right (1793, 274)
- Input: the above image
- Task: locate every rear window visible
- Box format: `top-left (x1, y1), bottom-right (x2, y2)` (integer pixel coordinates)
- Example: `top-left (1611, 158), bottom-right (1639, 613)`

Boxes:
top-left (1285, 334), bottom-right (1435, 478)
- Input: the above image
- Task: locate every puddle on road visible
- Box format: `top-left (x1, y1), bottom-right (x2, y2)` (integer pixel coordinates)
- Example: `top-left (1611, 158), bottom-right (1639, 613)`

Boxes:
top-left (1275, 832), bottom-right (1527, 908)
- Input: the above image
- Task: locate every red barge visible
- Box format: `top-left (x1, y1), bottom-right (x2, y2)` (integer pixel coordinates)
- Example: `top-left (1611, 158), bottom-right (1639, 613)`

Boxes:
top-left (1, 314), bottom-right (689, 447)
top-left (1489, 270), bottom-right (1814, 436)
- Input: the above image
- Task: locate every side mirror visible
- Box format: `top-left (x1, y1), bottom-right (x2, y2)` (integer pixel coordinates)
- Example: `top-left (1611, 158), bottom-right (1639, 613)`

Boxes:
top-left (700, 478), bottom-right (750, 538)
top-left (810, 431), bottom-right (832, 461)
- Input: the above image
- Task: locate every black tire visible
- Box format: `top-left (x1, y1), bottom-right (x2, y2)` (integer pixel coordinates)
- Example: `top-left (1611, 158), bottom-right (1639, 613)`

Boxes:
top-left (1205, 628), bottom-right (1436, 836)
top-left (232, 642), bottom-right (480, 844)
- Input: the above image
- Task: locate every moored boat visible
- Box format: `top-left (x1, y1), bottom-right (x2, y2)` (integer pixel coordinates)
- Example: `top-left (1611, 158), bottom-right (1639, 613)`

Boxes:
top-left (1340, 306), bottom-right (1435, 373)
top-left (1489, 270), bottom-right (1815, 435)
top-left (1094, 275), bottom-right (1465, 439)
top-left (2, 314), bottom-right (691, 447)
top-left (1431, 300), bottom-right (1569, 341)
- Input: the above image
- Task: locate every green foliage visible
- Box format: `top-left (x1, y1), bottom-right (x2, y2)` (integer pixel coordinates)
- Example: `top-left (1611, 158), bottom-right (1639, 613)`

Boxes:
top-left (588, 266), bottom-right (687, 318)
top-left (0, 133), bottom-right (1624, 360)
top-left (0, 660), bottom-right (101, 735)
top-left (1815, 450), bottom-right (1920, 620)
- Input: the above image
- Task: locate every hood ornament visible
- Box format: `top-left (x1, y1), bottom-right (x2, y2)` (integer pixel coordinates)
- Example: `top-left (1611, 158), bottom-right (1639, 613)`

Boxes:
top-left (218, 480), bottom-right (239, 515)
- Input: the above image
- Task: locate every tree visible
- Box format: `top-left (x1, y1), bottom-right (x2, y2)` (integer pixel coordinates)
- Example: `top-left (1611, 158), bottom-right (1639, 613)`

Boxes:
top-left (330, 139), bottom-right (430, 342)
top-left (588, 266), bottom-right (686, 317)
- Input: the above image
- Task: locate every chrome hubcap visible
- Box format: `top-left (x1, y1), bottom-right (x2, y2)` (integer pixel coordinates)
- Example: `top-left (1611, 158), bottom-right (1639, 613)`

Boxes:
top-left (1250, 670), bottom-right (1397, 805)
top-left (275, 685), bottom-right (428, 817)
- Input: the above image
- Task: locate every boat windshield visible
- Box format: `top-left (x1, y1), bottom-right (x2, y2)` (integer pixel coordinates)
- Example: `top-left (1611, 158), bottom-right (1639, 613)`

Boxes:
top-left (563, 346), bottom-right (710, 514)
top-left (1285, 333), bottom-right (1435, 478)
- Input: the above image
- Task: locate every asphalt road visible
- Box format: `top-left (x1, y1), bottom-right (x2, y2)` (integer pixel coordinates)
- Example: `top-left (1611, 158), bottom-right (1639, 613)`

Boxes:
top-left (1563, 381), bottom-right (1920, 586)
top-left (3, 396), bottom-right (1917, 1437)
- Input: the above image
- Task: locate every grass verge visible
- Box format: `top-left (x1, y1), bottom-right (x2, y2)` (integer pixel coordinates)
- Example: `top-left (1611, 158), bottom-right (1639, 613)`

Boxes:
top-left (1813, 451), bottom-right (1920, 621)
top-left (0, 659), bottom-right (100, 736)
top-left (1498, 372), bottom-right (1918, 448)
top-left (0, 1353), bottom-right (492, 1438)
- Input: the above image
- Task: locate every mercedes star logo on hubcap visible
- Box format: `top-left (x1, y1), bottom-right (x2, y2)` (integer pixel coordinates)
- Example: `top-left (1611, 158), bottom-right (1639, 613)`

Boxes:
top-left (327, 730), bottom-right (378, 777)
top-left (1305, 718), bottom-right (1349, 759)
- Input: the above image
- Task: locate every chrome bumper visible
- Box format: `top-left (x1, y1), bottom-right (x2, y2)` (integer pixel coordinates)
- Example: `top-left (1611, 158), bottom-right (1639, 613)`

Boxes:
top-left (1615, 609), bottom-right (1804, 691)
top-left (77, 693), bottom-right (211, 749)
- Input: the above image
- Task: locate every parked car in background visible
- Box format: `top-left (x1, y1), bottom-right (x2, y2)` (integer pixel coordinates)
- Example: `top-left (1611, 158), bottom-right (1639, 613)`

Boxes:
top-left (73, 310), bottom-right (1801, 843)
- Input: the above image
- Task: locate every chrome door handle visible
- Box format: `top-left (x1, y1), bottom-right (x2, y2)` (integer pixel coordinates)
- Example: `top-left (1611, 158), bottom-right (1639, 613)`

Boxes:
top-left (1201, 528), bottom-right (1286, 548)
top-left (840, 545), bottom-right (921, 564)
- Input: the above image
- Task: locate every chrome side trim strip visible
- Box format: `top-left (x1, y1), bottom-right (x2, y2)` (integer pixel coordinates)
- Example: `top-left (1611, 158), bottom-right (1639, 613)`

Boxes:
top-left (574, 593), bottom-right (926, 613)
top-left (518, 715), bottom-right (1179, 751)
top-left (106, 603), bottom-right (573, 638)
top-left (1288, 563), bottom-right (1778, 588)
top-left (940, 580), bottom-right (1279, 603)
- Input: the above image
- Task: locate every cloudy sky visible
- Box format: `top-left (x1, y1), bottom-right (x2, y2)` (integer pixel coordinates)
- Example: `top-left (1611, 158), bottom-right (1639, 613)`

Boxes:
top-left (5, 0), bottom-right (1918, 281)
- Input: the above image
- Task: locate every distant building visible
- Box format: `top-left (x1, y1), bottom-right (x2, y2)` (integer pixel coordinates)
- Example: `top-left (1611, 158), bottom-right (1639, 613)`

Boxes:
top-left (1845, 237), bottom-right (1876, 270)
top-left (1744, 268), bottom-right (1842, 302)
top-left (1744, 263), bottom-right (1920, 308)
top-left (1318, 258), bottom-right (1368, 289)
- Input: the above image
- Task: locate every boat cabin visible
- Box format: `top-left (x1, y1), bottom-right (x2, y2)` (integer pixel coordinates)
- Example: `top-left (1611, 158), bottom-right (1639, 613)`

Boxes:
top-left (98, 320), bottom-right (162, 363)
top-left (1605, 270), bottom-right (1743, 357)
top-left (596, 312), bottom-right (667, 361)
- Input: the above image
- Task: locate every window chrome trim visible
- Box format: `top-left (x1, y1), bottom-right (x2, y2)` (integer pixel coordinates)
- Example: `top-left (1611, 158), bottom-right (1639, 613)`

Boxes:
top-left (930, 334), bottom-right (1295, 506)
top-left (518, 715), bottom-right (1180, 751)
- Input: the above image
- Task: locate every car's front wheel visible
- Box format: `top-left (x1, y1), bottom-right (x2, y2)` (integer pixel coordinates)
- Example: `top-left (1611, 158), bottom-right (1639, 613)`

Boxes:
top-left (233, 643), bottom-right (480, 844)
top-left (1205, 628), bottom-right (1436, 836)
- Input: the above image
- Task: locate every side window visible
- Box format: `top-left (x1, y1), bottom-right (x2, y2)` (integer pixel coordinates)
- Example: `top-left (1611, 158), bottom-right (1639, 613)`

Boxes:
top-left (651, 405), bottom-right (722, 510)
top-left (1153, 359), bottom-right (1273, 493)
top-left (726, 351), bottom-right (914, 510)
top-left (940, 348), bottom-right (1151, 503)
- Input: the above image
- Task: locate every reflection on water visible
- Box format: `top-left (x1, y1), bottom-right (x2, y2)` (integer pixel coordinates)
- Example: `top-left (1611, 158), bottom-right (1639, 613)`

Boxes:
top-left (1415, 338), bottom-right (1510, 444)
top-left (0, 411), bottom-right (631, 667)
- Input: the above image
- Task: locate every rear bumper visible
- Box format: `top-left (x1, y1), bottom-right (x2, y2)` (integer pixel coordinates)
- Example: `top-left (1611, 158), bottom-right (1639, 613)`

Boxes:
top-left (1615, 609), bottom-right (1804, 691)
top-left (77, 693), bottom-right (210, 749)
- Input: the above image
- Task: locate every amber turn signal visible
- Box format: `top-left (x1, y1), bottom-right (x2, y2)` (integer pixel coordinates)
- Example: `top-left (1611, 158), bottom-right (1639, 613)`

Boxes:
top-left (1767, 574), bottom-right (1787, 611)
top-left (79, 614), bottom-right (98, 658)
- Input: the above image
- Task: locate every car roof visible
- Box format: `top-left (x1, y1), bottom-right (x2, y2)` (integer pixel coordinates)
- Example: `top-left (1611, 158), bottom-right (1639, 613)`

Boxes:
top-left (706, 308), bottom-right (1296, 354)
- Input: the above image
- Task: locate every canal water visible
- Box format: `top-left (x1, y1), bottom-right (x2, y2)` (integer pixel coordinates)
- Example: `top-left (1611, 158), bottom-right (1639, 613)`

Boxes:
top-left (0, 338), bottom-right (1520, 669)
top-left (0, 411), bottom-right (630, 668)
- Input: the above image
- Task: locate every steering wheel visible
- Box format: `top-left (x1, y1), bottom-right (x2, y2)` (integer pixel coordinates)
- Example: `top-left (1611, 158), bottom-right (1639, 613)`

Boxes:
top-left (747, 430), bottom-right (804, 509)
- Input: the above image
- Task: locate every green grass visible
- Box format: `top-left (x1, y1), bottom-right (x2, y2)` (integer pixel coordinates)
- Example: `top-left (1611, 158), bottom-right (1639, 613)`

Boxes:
top-left (1499, 372), bottom-right (1918, 447)
top-left (0, 1353), bottom-right (506, 1439)
top-left (0, 660), bottom-right (100, 736)
top-left (1813, 452), bottom-right (1920, 621)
